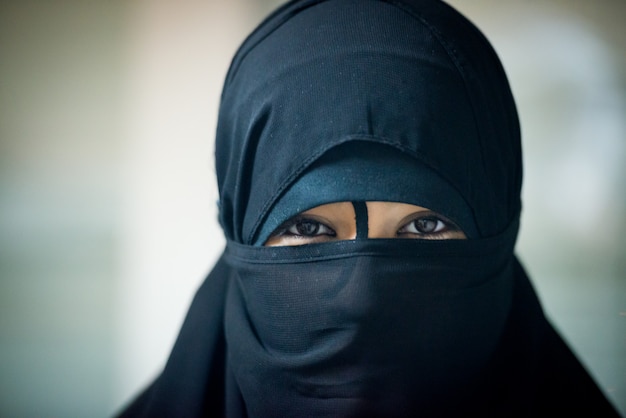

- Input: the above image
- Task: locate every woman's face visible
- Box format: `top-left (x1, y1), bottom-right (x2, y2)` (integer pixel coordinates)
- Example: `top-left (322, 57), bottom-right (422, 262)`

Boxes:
top-left (265, 202), bottom-right (467, 246)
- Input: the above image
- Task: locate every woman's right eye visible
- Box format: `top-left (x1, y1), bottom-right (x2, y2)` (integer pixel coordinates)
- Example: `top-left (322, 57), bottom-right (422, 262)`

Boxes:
top-left (285, 218), bottom-right (335, 237)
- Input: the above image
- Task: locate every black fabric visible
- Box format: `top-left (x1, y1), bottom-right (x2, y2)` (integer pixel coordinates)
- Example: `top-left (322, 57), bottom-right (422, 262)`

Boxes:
top-left (117, 255), bottom-right (620, 417)
top-left (352, 201), bottom-right (368, 239)
top-left (117, 0), bottom-right (620, 417)
top-left (223, 222), bottom-right (518, 417)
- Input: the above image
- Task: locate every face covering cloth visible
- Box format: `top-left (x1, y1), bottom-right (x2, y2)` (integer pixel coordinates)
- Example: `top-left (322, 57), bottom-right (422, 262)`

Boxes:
top-left (116, 1), bottom-right (620, 417)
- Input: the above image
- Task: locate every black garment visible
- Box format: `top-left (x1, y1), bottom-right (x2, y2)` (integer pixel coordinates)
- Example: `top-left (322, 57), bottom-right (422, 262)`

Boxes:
top-left (117, 0), bottom-right (620, 416)
top-left (117, 254), bottom-right (618, 417)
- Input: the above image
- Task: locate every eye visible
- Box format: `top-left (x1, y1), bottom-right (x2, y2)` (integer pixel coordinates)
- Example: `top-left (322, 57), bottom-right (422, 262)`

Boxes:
top-left (284, 218), bottom-right (336, 238)
top-left (397, 215), bottom-right (454, 237)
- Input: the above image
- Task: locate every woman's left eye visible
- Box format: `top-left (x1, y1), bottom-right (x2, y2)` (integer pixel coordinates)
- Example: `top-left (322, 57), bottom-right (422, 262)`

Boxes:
top-left (398, 216), bottom-right (448, 235)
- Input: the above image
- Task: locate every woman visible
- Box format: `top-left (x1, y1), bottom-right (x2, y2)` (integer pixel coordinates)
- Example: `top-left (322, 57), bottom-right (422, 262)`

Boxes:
top-left (119, 0), bottom-right (620, 416)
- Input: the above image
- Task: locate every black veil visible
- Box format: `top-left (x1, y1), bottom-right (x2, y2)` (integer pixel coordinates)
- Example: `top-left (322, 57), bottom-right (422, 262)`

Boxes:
top-left (117, 1), bottom-right (619, 416)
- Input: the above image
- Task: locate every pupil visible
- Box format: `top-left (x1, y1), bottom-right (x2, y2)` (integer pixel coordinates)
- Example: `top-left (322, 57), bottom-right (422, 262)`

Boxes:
top-left (296, 220), bottom-right (319, 236)
top-left (415, 218), bottom-right (437, 233)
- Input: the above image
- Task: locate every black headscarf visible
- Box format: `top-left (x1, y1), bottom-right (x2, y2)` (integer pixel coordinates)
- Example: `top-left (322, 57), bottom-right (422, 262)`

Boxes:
top-left (117, 0), bottom-right (620, 416)
top-left (216, 0), bottom-right (521, 245)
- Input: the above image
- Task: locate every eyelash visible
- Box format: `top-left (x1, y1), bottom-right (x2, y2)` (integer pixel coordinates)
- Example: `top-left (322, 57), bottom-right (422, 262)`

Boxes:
top-left (397, 215), bottom-right (451, 236)
top-left (277, 216), bottom-right (336, 239)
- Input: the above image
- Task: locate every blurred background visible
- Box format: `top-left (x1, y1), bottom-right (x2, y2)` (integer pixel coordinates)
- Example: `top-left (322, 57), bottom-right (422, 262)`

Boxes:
top-left (0, 0), bottom-right (624, 416)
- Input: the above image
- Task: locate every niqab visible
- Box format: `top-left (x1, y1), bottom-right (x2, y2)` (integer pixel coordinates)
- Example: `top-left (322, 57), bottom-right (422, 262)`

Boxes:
top-left (117, 0), bottom-right (620, 416)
